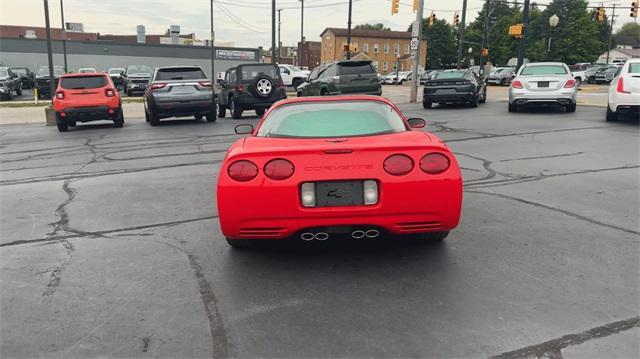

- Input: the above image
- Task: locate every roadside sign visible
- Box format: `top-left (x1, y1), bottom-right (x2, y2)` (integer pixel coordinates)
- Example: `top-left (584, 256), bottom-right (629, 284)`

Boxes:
top-left (410, 39), bottom-right (419, 50)
top-left (411, 21), bottom-right (420, 37)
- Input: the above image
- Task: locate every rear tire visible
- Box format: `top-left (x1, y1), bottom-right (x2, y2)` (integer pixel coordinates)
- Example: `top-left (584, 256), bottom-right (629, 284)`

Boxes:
top-left (205, 114), bottom-right (216, 122)
top-left (148, 108), bottom-right (160, 126)
top-left (500, 78), bottom-right (506, 86)
top-left (230, 97), bottom-right (243, 119)
top-left (588, 76), bottom-right (595, 84)
top-left (292, 78), bottom-right (304, 89)
top-left (194, 114), bottom-right (203, 121)
top-left (606, 104), bottom-right (617, 122)
top-left (113, 107), bottom-right (124, 128)
top-left (255, 108), bottom-right (265, 116)
top-left (575, 77), bottom-right (582, 88)
top-left (565, 103), bottom-right (576, 113)
top-left (16, 87), bottom-right (22, 96)
top-left (217, 104), bottom-right (226, 118)
top-left (422, 101), bottom-right (432, 109)
top-left (508, 103), bottom-right (518, 113)
top-left (470, 95), bottom-right (479, 108)
top-left (55, 113), bottom-right (68, 132)
top-left (226, 237), bottom-right (255, 249)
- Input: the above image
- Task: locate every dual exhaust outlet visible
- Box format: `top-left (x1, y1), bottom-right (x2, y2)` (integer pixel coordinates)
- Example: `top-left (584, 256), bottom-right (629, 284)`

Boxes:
top-left (300, 229), bottom-right (380, 241)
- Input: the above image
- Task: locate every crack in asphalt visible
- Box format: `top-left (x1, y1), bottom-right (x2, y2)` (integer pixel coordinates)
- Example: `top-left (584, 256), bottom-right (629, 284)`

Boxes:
top-left (489, 316), bottom-right (640, 359)
top-left (498, 151), bottom-right (584, 162)
top-left (468, 190), bottom-right (640, 236)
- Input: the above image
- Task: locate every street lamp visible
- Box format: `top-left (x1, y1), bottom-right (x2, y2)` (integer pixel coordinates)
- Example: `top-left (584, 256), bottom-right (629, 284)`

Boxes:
top-left (547, 14), bottom-right (559, 59)
top-left (467, 47), bottom-right (473, 68)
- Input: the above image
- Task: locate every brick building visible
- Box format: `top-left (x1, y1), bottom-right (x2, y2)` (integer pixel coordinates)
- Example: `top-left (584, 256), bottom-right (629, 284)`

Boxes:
top-left (319, 28), bottom-right (427, 74)
top-left (0, 25), bottom-right (98, 41)
top-left (297, 41), bottom-right (321, 69)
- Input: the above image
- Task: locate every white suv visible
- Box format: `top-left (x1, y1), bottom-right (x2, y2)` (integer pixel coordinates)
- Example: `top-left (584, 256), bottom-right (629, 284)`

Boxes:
top-left (606, 59), bottom-right (640, 122)
top-left (278, 64), bottom-right (310, 89)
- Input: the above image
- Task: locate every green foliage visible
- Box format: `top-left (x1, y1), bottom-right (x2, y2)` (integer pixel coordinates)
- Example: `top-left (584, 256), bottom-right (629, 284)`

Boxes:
top-left (616, 22), bottom-right (640, 38)
top-left (354, 23), bottom-right (391, 31)
top-left (415, 19), bottom-right (457, 69)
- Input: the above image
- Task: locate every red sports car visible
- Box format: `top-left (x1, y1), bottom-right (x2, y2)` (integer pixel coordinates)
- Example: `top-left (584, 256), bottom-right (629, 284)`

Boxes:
top-left (217, 95), bottom-right (462, 248)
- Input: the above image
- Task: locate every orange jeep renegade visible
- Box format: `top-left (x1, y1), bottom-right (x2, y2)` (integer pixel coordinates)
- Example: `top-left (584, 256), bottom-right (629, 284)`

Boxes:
top-left (53, 72), bottom-right (123, 132)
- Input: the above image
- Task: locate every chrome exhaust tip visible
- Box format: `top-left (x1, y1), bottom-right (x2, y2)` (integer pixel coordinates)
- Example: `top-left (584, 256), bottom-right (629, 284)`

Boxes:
top-left (301, 232), bottom-right (315, 241)
top-left (351, 230), bottom-right (366, 239)
top-left (365, 229), bottom-right (380, 238)
top-left (315, 232), bottom-right (329, 241)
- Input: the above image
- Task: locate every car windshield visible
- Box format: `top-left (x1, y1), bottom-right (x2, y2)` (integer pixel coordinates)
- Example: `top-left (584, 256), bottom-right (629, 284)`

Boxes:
top-left (60, 75), bottom-right (108, 89)
top-left (628, 63), bottom-right (640, 74)
top-left (520, 65), bottom-right (567, 76)
top-left (494, 68), bottom-right (508, 73)
top-left (287, 65), bottom-right (302, 72)
top-left (240, 65), bottom-right (278, 80)
top-left (155, 67), bottom-right (206, 81)
top-left (38, 67), bottom-right (64, 76)
top-left (109, 69), bottom-right (124, 74)
top-left (0, 68), bottom-right (9, 77)
top-left (11, 68), bottom-right (27, 76)
top-left (127, 65), bottom-right (151, 75)
top-left (257, 101), bottom-right (407, 138)
top-left (432, 71), bottom-right (467, 79)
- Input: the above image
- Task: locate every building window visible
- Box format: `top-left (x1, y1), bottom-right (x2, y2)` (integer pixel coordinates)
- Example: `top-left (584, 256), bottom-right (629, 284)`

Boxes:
top-left (383, 43), bottom-right (389, 54)
top-left (363, 43), bottom-right (369, 53)
top-left (394, 44), bottom-right (400, 55)
top-left (404, 44), bottom-right (410, 54)
top-left (383, 61), bottom-right (388, 71)
top-left (372, 61), bottom-right (378, 71)
top-left (373, 43), bottom-right (379, 53)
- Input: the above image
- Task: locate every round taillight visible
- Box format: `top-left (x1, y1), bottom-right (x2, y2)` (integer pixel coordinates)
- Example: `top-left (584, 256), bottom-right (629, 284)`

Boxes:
top-left (420, 153), bottom-right (450, 174)
top-left (264, 159), bottom-right (295, 180)
top-left (227, 160), bottom-right (258, 182)
top-left (383, 154), bottom-right (414, 176)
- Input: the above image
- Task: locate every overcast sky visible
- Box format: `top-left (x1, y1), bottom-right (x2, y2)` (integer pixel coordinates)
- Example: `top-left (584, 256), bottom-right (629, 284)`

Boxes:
top-left (0, 0), bottom-right (629, 48)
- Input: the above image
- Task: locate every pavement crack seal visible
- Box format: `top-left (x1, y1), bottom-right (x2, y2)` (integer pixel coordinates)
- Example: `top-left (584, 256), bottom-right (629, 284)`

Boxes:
top-left (468, 190), bottom-right (640, 236)
top-left (177, 238), bottom-right (232, 359)
top-left (489, 316), bottom-right (640, 359)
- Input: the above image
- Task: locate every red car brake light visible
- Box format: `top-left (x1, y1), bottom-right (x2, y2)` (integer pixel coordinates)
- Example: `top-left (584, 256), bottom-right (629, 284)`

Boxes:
top-left (616, 77), bottom-right (630, 93)
top-left (420, 153), bottom-right (450, 174)
top-left (264, 159), bottom-right (295, 180)
top-left (564, 79), bottom-right (576, 88)
top-left (55, 91), bottom-right (65, 100)
top-left (105, 88), bottom-right (116, 97)
top-left (228, 160), bottom-right (258, 182)
top-left (236, 84), bottom-right (245, 92)
top-left (511, 80), bottom-right (524, 89)
top-left (150, 82), bottom-right (167, 91)
top-left (199, 81), bottom-right (212, 88)
top-left (384, 154), bottom-right (414, 176)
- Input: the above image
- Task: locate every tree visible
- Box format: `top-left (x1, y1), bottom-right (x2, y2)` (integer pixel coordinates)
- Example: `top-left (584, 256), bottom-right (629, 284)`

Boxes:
top-left (354, 23), bottom-right (391, 31)
top-left (616, 22), bottom-right (640, 38)
top-left (414, 19), bottom-right (457, 69)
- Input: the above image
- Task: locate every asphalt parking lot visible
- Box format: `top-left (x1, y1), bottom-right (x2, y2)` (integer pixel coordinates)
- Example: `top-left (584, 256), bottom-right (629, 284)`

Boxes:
top-left (1, 100), bottom-right (638, 358)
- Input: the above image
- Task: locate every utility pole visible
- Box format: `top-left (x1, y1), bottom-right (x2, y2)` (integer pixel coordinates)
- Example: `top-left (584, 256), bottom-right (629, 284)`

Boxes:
top-left (272, 0), bottom-right (277, 63)
top-left (516, 0), bottom-right (530, 71)
top-left (300, 0), bottom-right (304, 67)
top-left (410, 0), bottom-right (424, 103)
top-left (60, 0), bottom-right (68, 73)
top-left (277, 9), bottom-right (282, 60)
top-left (346, 0), bottom-right (353, 60)
top-left (480, 0), bottom-right (490, 78)
top-left (606, 4), bottom-right (616, 64)
top-left (456, 0), bottom-right (468, 69)
top-left (210, 0), bottom-right (216, 119)
top-left (43, 0), bottom-right (56, 99)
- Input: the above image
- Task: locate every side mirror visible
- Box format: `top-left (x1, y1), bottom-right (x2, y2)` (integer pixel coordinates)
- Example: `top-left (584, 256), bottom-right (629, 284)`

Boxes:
top-left (234, 124), bottom-right (254, 135)
top-left (407, 118), bottom-right (426, 129)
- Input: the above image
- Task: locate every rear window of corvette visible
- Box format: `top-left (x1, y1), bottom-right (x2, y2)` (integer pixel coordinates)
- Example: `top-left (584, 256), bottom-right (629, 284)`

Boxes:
top-left (257, 101), bottom-right (407, 138)
top-left (60, 75), bottom-right (107, 90)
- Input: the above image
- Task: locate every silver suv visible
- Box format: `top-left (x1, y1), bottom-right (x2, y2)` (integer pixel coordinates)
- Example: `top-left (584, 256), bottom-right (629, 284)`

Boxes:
top-left (143, 66), bottom-right (216, 126)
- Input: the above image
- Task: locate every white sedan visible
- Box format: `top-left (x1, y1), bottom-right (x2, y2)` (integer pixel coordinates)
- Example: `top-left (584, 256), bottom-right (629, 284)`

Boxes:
top-left (607, 59), bottom-right (640, 122)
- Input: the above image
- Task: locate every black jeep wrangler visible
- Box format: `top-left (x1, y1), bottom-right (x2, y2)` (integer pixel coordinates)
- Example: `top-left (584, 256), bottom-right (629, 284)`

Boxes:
top-left (217, 64), bottom-right (286, 119)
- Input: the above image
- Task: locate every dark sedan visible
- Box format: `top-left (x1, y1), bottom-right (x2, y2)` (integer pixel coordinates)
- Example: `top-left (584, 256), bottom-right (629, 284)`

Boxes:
top-left (10, 67), bottom-right (35, 89)
top-left (423, 69), bottom-right (487, 109)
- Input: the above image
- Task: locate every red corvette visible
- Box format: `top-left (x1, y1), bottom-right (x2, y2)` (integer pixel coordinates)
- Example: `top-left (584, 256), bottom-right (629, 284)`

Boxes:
top-left (217, 95), bottom-right (462, 248)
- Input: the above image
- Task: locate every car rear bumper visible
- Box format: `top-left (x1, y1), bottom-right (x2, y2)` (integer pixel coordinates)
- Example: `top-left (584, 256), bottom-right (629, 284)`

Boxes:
top-left (152, 99), bottom-right (215, 117)
top-left (218, 179), bottom-right (462, 240)
top-left (235, 91), bottom-right (287, 108)
top-left (509, 90), bottom-right (577, 105)
top-left (424, 92), bottom-right (475, 103)
top-left (57, 106), bottom-right (119, 122)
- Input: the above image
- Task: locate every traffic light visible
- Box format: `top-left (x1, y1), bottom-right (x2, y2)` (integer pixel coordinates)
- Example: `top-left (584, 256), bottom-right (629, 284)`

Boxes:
top-left (596, 6), bottom-right (606, 22)
top-left (428, 12), bottom-right (436, 27)
top-left (453, 11), bottom-right (460, 27)
top-left (631, 1), bottom-right (639, 17)
top-left (391, 0), bottom-right (399, 14)
top-left (480, 48), bottom-right (489, 57)
top-left (413, 0), bottom-right (419, 12)
top-left (509, 24), bottom-right (523, 38)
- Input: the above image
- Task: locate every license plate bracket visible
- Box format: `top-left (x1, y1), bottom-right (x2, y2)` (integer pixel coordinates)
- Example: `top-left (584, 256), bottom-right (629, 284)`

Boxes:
top-left (538, 81), bottom-right (549, 88)
top-left (314, 181), bottom-right (364, 207)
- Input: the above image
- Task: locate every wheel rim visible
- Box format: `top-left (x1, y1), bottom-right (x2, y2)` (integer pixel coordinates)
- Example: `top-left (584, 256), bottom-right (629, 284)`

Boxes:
top-left (256, 79), bottom-right (272, 95)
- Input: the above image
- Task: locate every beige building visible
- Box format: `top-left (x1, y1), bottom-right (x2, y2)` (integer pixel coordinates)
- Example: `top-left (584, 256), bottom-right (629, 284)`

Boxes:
top-left (320, 28), bottom-right (427, 74)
